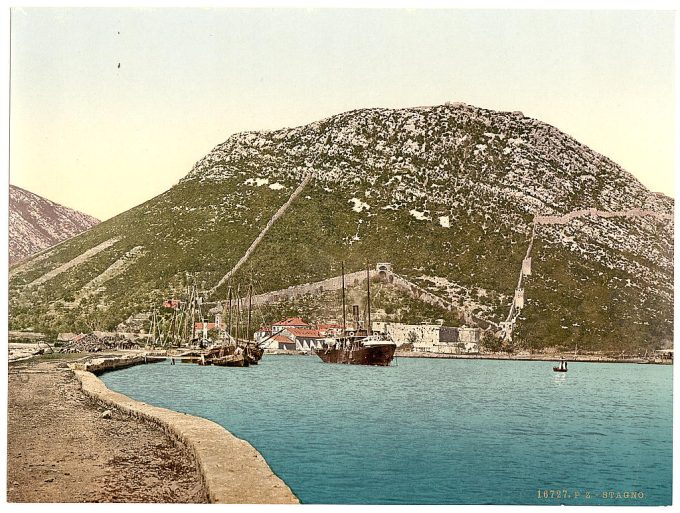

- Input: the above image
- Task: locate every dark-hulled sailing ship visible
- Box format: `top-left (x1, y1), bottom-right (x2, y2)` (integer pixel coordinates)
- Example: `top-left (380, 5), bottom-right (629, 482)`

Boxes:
top-left (198, 280), bottom-right (265, 367)
top-left (316, 262), bottom-right (396, 366)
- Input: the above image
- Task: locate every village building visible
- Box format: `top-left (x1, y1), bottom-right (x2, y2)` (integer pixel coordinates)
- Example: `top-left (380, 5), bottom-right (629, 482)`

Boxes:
top-left (280, 327), bottom-right (325, 350)
top-left (373, 321), bottom-right (480, 354)
top-left (116, 311), bottom-right (151, 333)
top-left (195, 322), bottom-right (218, 331)
top-left (317, 323), bottom-right (343, 337)
top-left (271, 317), bottom-right (310, 334)
top-left (259, 317), bottom-right (338, 352)
top-left (654, 348), bottom-right (673, 361)
top-left (263, 334), bottom-right (297, 351)
top-left (162, 299), bottom-right (182, 309)
top-left (57, 332), bottom-right (78, 343)
top-left (458, 327), bottom-right (481, 344)
top-left (254, 325), bottom-right (272, 344)
top-left (194, 321), bottom-right (218, 341)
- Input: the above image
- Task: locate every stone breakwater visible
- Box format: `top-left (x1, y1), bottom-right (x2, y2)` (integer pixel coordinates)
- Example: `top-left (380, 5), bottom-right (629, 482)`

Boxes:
top-left (70, 354), bottom-right (164, 374)
top-left (70, 355), bottom-right (299, 504)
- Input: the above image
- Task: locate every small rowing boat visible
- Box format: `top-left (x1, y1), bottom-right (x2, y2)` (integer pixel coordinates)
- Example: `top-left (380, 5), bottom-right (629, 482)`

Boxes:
top-left (553, 359), bottom-right (568, 372)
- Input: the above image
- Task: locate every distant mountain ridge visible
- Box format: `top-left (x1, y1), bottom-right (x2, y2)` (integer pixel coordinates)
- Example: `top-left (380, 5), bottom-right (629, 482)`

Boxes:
top-left (8, 103), bottom-right (674, 351)
top-left (9, 185), bottom-right (100, 265)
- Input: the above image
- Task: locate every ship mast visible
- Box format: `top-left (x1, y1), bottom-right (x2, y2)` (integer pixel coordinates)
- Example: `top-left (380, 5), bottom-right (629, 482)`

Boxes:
top-left (189, 277), bottom-right (197, 343)
top-left (227, 282), bottom-right (232, 343)
top-left (247, 279), bottom-right (253, 343)
top-left (181, 285), bottom-right (189, 345)
top-left (366, 261), bottom-right (372, 336)
top-left (235, 284), bottom-right (240, 344)
top-left (149, 305), bottom-right (156, 348)
top-left (341, 261), bottom-right (347, 337)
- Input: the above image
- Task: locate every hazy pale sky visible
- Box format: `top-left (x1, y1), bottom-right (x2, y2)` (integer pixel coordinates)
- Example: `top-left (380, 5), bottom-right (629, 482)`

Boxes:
top-left (10, 8), bottom-right (675, 220)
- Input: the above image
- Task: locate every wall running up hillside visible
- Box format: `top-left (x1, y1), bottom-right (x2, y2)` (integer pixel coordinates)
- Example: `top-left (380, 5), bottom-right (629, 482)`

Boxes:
top-left (500, 207), bottom-right (674, 341)
top-left (207, 173), bottom-right (313, 295)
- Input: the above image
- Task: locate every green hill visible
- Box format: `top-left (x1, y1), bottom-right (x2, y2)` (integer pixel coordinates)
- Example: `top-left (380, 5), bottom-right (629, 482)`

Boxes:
top-left (9, 103), bottom-right (673, 351)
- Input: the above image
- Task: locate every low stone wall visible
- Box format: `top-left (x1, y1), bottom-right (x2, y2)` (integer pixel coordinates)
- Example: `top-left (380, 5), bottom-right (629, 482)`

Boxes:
top-left (71, 356), bottom-right (299, 504)
top-left (70, 354), bottom-right (164, 375)
top-left (27, 237), bottom-right (121, 288)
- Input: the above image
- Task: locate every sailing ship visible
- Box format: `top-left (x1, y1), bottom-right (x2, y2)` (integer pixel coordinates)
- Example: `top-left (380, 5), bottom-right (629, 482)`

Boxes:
top-left (201, 280), bottom-right (265, 367)
top-left (155, 276), bottom-right (264, 367)
top-left (316, 262), bottom-right (396, 366)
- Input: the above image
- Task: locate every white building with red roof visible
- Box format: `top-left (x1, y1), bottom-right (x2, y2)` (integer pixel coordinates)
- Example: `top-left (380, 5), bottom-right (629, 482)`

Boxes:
top-left (271, 317), bottom-right (310, 335)
top-left (266, 334), bottom-right (297, 351)
top-left (280, 327), bottom-right (325, 350)
top-left (254, 325), bottom-right (272, 345)
top-left (259, 317), bottom-right (345, 352)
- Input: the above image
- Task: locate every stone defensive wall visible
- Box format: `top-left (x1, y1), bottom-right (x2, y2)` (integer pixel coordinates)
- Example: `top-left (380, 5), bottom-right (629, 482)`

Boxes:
top-left (70, 354), bottom-right (298, 504)
top-left (26, 237), bottom-right (121, 288)
top-left (389, 273), bottom-right (453, 312)
top-left (209, 173), bottom-right (313, 295)
top-left (247, 269), bottom-right (369, 307)
top-left (244, 269), bottom-right (502, 330)
top-left (533, 207), bottom-right (673, 226)
top-left (500, 206), bottom-right (673, 341)
top-left (245, 269), bottom-right (453, 313)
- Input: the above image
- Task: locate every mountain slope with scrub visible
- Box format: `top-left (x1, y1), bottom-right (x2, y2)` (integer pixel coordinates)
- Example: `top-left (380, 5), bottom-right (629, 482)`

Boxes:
top-left (9, 103), bottom-right (673, 351)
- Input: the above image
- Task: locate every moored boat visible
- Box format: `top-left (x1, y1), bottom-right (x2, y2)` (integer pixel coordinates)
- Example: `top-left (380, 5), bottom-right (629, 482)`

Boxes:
top-left (317, 262), bottom-right (396, 367)
top-left (196, 279), bottom-right (266, 367)
top-left (553, 359), bottom-right (568, 372)
top-left (243, 343), bottom-right (264, 365)
top-left (317, 334), bottom-right (396, 366)
top-left (212, 353), bottom-right (248, 367)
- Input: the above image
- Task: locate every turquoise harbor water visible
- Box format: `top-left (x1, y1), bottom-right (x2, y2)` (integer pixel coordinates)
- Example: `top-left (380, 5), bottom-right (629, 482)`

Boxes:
top-left (101, 356), bottom-right (672, 505)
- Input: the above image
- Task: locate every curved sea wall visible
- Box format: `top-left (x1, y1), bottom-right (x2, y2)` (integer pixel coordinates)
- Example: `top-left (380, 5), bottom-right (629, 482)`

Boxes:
top-left (70, 355), bottom-right (299, 504)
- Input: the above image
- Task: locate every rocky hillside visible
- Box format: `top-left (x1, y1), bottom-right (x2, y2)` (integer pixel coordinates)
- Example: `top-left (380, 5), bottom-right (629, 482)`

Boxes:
top-left (8, 103), bottom-right (673, 351)
top-left (9, 185), bottom-right (100, 265)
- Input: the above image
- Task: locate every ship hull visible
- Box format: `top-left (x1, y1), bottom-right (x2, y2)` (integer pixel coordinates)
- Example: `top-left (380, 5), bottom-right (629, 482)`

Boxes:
top-left (213, 354), bottom-right (248, 367)
top-left (316, 344), bottom-right (396, 366)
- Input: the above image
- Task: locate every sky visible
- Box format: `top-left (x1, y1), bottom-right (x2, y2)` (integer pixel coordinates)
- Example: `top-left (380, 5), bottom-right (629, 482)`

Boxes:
top-left (9, 7), bottom-right (676, 221)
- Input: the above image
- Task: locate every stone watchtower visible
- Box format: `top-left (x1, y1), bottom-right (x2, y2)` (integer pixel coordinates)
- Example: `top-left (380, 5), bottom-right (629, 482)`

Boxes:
top-left (376, 262), bottom-right (394, 282)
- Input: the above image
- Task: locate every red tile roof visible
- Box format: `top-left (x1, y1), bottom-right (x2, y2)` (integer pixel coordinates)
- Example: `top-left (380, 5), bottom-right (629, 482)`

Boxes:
top-left (273, 317), bottom-right (309, 327)
top-left (317, 323), bottom-right (343, 330)
top-left (285, 327), bottom-right (323, 338)
top-left (195, 322), bottom-right (217, 330)
top-left (271, 334), bottom-right (295, 345)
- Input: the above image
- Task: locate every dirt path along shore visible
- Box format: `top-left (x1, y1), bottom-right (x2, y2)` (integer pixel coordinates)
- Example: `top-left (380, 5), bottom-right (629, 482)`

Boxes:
top-left (7, 359), bottom-right (207, 503)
